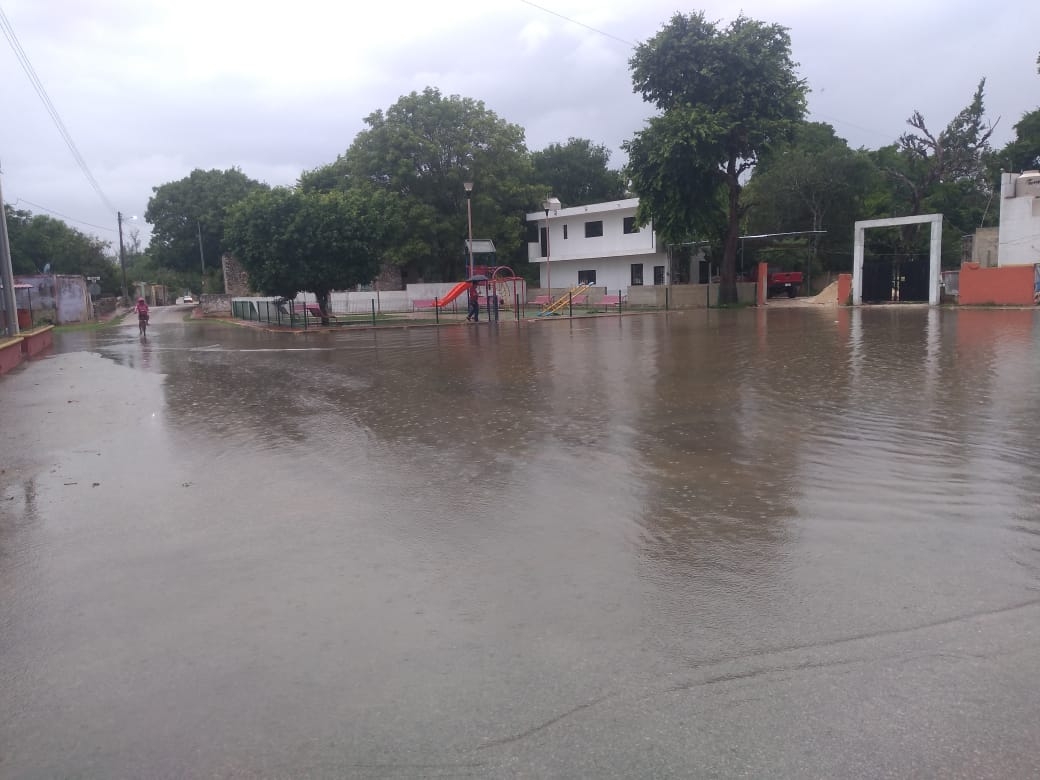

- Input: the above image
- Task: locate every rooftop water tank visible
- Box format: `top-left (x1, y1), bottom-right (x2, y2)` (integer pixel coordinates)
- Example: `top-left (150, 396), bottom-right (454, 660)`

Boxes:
top-left (1015, 171), bottom-right (1040, 197)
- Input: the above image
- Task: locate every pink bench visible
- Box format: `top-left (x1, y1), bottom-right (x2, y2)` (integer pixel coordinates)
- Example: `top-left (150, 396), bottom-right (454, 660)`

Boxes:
top-left (600, 295), bottom-right (625, 308)
top-left (532, 295), bottom-right (552, 306)
top-left (570, 294), bottom-right (588, 306)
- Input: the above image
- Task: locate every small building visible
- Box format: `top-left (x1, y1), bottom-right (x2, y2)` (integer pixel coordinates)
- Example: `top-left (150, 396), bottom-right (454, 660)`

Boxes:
top-left (14, 274), bottom-right (92, 324)
top-left (526, 198), bottom-right (670, 294)
top-left (997, 171), bottom-right (1040, 267)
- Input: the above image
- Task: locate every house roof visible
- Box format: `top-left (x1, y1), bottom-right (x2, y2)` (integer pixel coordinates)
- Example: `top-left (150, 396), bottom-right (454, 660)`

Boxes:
top-left (526, 197), bottom-right (639, 221)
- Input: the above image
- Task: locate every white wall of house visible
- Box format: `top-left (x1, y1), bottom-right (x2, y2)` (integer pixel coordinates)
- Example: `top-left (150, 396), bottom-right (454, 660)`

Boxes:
top-left (997, 171), bottom-right (1040, 267)
top-left (526, 198), bottom-right (670, 293)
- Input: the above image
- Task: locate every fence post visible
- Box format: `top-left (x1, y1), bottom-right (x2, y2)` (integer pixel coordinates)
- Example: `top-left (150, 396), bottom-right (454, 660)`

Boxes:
top-left (665, 286), bottom-right (669, 311)
top-left (568, 292), bottom-right (573, 317)
top-left (618, 289), bottom-right (622, 318)
top-left (371, 298), bottom-right (376, 327)
top-left (435, 297), bottom-right (439, 325)
top-left (515, 293), bottom-right (520, 321)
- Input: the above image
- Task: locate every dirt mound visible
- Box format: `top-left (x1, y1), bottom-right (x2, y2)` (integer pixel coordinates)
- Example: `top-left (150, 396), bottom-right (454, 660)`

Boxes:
top-left (810, 281), bottom-right (839, 305)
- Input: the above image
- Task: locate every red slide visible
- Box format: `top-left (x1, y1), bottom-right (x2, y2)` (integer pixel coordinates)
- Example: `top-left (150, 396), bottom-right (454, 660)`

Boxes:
top-left (432, 281), bottom-right (470, 307)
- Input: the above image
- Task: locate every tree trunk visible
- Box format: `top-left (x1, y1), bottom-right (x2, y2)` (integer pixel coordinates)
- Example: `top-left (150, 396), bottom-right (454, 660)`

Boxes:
top-left (316, 288), bottom-right (331, 326)
top-left (718, 160), bottom-right (741, 305)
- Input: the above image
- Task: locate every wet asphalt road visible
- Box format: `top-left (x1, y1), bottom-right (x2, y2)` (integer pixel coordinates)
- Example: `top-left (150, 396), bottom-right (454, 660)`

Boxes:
top-left (1, 306), bottom-right (1039, 778)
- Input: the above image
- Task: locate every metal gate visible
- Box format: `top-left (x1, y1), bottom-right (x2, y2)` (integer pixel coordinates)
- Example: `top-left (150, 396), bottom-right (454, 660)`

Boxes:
top-left (897, 255), bottom-right (930, 301)
top-left (861, 258), bottom-right (894, 302)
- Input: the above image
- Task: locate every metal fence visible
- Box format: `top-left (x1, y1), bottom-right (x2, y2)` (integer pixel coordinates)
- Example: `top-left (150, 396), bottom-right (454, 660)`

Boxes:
top-left (229, 284), bottom-right (763, 329)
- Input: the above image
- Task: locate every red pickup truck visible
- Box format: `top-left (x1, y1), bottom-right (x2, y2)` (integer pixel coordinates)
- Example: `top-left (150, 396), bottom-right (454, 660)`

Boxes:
top-left (767, 269), bottom-right (803, 298)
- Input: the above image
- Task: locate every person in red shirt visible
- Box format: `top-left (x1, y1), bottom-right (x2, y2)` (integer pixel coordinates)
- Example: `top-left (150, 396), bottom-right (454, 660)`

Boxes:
top-left (134, 297), bottom-right (149, 336)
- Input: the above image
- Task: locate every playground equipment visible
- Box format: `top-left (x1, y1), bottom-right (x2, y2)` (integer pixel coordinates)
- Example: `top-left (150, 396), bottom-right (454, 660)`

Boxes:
top-left (430, 281), bottom-right (470, 307)
top-left (539, 283), bottom-right (592, 316)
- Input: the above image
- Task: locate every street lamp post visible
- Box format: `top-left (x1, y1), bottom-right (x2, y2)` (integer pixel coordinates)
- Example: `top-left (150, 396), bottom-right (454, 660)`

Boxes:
top-left (464, 181), bottom-right (474, 279)
top-left (542, 197), bottom-right (561, 300)
top-left (117, 211), bottom-right (128, 302)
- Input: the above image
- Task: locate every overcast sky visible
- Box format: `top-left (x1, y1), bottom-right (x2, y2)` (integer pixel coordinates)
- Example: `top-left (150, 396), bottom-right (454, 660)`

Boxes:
top-left (2, 0), bottom-right (1037, 251)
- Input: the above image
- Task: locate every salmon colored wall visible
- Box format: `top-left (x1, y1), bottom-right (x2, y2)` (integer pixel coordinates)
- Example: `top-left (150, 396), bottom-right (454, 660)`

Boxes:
top-left (959, 262), bottom-right (1036, 306)
top-left (20, 327), bottom-right (53, 358)
top-left (757, 262), bottom-right (768, 306)
top-left (837, 274), bottom-right (852, 306)
top-left (0, 339), bottom-right (25, 375)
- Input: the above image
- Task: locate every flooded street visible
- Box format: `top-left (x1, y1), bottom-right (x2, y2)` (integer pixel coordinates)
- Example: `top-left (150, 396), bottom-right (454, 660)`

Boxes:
top-left (2, 307), bottom-right (1039, 778)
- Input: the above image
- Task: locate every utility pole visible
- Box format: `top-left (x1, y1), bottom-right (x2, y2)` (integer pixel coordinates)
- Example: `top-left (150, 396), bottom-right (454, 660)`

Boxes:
top-left (117, 211), bottom-right (128, 302)
top-left (0, 168), bottom-right (19, 337)
top-left (196, 219), bottom-right (206, 293)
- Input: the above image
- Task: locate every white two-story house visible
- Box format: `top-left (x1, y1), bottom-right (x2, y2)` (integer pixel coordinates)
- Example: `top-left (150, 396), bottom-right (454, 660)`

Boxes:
top-left (526, 198), bottom-right (670, 294)
top-left (997, 171), bottom-right (1040, 266)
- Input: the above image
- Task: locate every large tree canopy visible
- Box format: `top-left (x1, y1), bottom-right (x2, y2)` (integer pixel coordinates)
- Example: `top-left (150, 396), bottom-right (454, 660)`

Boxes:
top-left (745, 122), bottom-right (878, 273)
top-left (301, 88), bottom-right (540, 282)
top-left (531, 137), bottom-right (626, 207)
top-left (225, 187), bottom-right (390, 319)
top-left (145, 167), bottom-right (268, 276)
top-left (625, 12), bottom-right (807, 303)
top-left (4, 206), bottom-right (120, 294)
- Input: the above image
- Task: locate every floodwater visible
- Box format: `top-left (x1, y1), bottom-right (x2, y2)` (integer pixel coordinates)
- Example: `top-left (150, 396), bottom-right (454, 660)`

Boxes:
top-left (2, 306), bottom-right (1040, 778)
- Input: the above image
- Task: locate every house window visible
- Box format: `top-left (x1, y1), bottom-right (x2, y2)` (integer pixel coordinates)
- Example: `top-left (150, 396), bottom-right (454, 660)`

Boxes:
top-left (539, 227), bottom-right (547, 258)
top-left (653, 265), bottom-right (665, 285)
top-left (584, 220), bottom-right (603, 238)
top-left (630, 264), bottom-right (644, 286)
top-left (563, 224), bottom-right (568, 239)
top-left (623, 216), bottom-right (639, 234)
top-left (578, 270), bottom-right (597, 285)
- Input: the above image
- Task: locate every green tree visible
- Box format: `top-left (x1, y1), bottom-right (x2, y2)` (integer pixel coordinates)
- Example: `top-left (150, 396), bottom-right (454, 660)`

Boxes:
top-left (744, 122), bottom-right (878, 274)
top-left (994, 109), bottom-right (1040, 173)
top-left (888, 79), bottom-right (995, 217)
top-left (531, 138), bottom-right (626, 206)
top-left (625, 13), bottom-right (807, 303)
top-left (301, 88), bottom-right (540, 282)
top-left (4, 206), bottom-right (121, 294)
top-left (225, 187), bottom-right (389, 322)
top-left (145, 168), bottom-right (268, 280)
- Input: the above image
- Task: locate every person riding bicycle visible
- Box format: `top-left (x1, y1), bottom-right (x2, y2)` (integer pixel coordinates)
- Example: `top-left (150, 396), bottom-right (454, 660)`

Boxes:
top-left (134, 297), bottom-right (150, 334)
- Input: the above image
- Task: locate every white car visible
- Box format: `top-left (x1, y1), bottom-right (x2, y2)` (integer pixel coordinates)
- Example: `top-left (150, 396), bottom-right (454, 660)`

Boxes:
top-left (182, 295), bottom-right (194, 304)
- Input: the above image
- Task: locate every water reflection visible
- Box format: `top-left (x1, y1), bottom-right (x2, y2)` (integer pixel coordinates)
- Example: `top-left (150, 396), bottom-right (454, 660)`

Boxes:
top-left (11, 306), bottom-right (1037, 775)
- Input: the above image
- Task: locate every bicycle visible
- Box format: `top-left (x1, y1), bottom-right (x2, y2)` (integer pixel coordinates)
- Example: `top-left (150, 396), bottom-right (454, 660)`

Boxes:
top-left (138, 313), bottom-right (149, 338)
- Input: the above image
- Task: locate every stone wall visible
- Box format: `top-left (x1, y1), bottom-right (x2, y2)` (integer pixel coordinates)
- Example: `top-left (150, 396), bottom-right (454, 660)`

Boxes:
top-left (222, 254), bottom-right (252, 296)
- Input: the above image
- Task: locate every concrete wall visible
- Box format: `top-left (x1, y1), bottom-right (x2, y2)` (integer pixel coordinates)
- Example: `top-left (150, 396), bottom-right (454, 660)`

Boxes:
top-left (626, 283), bottom-right (757, 308)
top-left (959, 262), bottom-right (1037, 305)
top-left (200, 294), bottom-right (232, 315)
top-left (972, 227), bottom-right (999, 267)
top-left (15, 274), bottom-right (91, 324)
top-left (998, 172), bottom-right (1040, 267)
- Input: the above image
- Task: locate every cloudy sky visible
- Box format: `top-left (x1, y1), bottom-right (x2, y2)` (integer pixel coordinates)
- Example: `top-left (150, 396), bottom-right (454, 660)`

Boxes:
top-left (2, 0), bottom-right (1037, 251)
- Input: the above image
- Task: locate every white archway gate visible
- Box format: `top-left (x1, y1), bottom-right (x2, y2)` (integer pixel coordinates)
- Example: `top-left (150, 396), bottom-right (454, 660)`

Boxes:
top-left (853, 214), bottom-right (942, 305)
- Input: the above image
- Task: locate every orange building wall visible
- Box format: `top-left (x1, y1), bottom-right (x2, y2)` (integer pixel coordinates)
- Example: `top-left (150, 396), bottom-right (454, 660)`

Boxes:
top-left (958, 262), bottom-right (1036, 306)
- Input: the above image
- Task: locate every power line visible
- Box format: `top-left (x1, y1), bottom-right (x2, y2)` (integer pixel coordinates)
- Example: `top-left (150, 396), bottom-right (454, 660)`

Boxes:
top-left (0, 5), bottom-right (116, 215)
top-left (10, 197), bottom-right (117, 233)
top-left (517, 0), bottom-right (635, 47)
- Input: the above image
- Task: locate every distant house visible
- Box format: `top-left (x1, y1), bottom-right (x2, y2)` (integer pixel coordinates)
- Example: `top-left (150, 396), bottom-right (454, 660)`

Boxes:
top-left (526, 198), bottom-right (670, 294)
top-left (997, 171), bottom-right (1040, 266)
